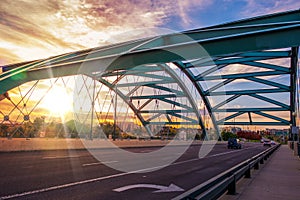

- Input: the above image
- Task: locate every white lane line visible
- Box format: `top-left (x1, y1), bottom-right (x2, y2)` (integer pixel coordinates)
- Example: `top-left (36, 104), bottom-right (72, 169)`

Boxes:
top-left (82, 161), bottom-right (118, 167)
top-left (205, 146), bottom-right (256, 158)
top-left (42, 156), bottom-right (79, 159)
top-left (172, 146), bottom-right (257, 166)
top-left (0, 165), bottom-right (166, 200)
top-left (0, 146), bottom-right (258, 200)
top-left (0, 172), bottom-right (129, 200)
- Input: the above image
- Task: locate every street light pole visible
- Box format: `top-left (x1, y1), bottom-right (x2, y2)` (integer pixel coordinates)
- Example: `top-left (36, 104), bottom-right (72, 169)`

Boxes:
top-left (113, 71), bottom-right (118, 141)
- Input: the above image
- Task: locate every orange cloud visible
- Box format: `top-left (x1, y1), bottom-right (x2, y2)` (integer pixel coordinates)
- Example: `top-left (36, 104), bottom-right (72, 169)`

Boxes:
top-left (0, 0), bottom-right (213, 65)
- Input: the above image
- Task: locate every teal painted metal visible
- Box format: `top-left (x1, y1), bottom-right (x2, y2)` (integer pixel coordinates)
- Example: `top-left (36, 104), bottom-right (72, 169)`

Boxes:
top-left (144, 85), bottom-right (185, 96)
top-left (196, 71), bottom-right (289, 81)
top-left (219, 112), bottom-right (245, 123)
top-left (223, 122), bottom-right (289, 126)
top-left (242, 61), bottom-right (290, 72)
top-left (98, 77), bottom-right (148, 130)
top-left (175, 61), bottom-right (220, 136)
top-left (245, 77), bottom-right (290, 90)
top-left (158, 63), bottom-right (207, 134)
top-left (249, 94), bottom-right (290, 109)
top-left (208, 89), bottom-right (288, 96)
top-left (212, 95), bottom-right (241, 111)
top-left (253, 111), bottom-right (290, 125)
top-left (130, 94), bottom-right (182, 100)
top-left (290, 47), bottom-right (299, 128)
top-left (216, 108), bottom-right (288, 112)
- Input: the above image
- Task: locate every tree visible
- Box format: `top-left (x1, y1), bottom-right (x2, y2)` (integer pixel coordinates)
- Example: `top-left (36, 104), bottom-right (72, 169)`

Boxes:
top-left (32, 116), bottom-right (45, 137)
top-left (65, 120), bottom-right (79, 138)
top-left (0, 124), bottom-right (9, 137)
top-left (221, 131), bottom-right (237, 141)
top-left (100, 123), bottom-right (121, 138)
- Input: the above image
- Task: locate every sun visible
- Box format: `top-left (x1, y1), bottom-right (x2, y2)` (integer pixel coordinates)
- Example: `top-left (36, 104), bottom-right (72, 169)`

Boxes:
top-left (41, 86), bottom-right (73, 117)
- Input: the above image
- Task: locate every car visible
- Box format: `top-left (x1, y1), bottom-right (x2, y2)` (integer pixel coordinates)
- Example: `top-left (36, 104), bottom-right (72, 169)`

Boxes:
top-left (271, 140), bottom-right (276, 145)
top-left (263, 139), bottom-right (272, 147)
top-left (228, 138), bottom-right (242, 149)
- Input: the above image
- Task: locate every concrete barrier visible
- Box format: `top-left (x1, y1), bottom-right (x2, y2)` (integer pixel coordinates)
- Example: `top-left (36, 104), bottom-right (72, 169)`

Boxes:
top-left (0, 138), bottom-right (212, 152)
top-left (288, 141), bottom-right (294, 150)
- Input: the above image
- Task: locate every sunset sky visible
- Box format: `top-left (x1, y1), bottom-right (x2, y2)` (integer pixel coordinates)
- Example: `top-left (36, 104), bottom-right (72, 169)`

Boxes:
top-left (1, 0), bottom-right (300, 65)
top-left (0, 0), bottom-right (299, 129)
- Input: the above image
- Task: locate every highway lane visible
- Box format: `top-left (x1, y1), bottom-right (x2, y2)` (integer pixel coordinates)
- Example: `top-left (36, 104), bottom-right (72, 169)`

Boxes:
top-left (0, 142), bottom-right (269, 200)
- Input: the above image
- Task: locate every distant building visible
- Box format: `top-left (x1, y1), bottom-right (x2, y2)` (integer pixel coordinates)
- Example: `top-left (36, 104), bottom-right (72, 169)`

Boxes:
top-left (265, 128), bottom-right (289, 136)
top-left (222, 126), bottom-right (242, 134)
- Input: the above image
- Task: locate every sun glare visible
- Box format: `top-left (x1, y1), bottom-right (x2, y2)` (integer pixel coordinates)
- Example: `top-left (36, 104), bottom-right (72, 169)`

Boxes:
top-left (41, 86), bottom-right (73, 117)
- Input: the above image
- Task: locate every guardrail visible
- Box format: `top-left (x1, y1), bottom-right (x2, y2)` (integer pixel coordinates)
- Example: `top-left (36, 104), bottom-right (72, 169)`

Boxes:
top-left (174, 144), bottom-right (281, 200)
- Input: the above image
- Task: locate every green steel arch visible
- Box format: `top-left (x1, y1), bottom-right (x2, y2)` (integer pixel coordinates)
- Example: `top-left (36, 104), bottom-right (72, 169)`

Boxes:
top-left (1, 9), bottom-right (300, 137)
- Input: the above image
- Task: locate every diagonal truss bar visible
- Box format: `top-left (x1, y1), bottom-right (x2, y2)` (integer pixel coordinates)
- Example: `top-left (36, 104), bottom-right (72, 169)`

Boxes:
top-left (249, 94), bottom-right (290, 109)
top-left (117, 80), bottom-right (175, 87)
top-left (223, 122), bottom-right (288, 126)
top-left (212, 95), bottom-right (241, 111)
top-left (145, 113), bottom-right (163, 122)
top-left (140, 110), bottom-right (191, 114)
top-left (253, 111), bottom-right (290, 125)
top-left (138, 99), bottom-right (153, 111)
top-left (243, 61), bottom-right (290, 72)
top-left (167, 112), bottom-right (198, 123)
top-left (246, 77), bottom-right (290, 90)
top-left (130, 94), bottom-right (183, 100)
top-left (216, 107), bottom-right (288, 112)
top-left (145, 121), bottom-right (198, 125)
top-left (208, 88), bottom-right (288, 96)
top-left (204, 79), bottom-right (234, 95)
top-left (159, 96), bottom-right (195, 112)
top-left (145, 84), bottom-right (185, 96)
top-left (190, 56), bottom-right (275, 68)
top-left (195, 65), bottom-right (227, 80)
top-left (196, 70), bottom-right (289, 81)
top-left (217, 112), bottom-right (245, 124)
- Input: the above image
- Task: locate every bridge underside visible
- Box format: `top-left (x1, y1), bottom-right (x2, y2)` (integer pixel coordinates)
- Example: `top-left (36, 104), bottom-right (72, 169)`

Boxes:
top-left (0, 9), bottom-right (299, 138)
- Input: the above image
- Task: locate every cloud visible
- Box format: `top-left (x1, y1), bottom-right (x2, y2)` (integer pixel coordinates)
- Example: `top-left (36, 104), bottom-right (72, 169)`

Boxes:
top-left (0, 0), bottom-right (215, 65)
top-left (177, 0), bottom-right (213, 27)
top-left (241, 0), bottom-right (300, 17)
top-left (0, 47), bottom-right (22, 64)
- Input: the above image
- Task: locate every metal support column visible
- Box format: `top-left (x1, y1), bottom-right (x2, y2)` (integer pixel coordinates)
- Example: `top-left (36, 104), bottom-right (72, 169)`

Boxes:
top-left (290, 47), bottom-right (299, 141)
top-left (90, 78), bottom-right (96, 140)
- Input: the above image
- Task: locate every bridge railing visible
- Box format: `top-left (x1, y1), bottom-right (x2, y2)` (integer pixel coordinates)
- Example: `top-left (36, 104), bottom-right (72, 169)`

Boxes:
top-left (174, 144), bottom-right (281, 200)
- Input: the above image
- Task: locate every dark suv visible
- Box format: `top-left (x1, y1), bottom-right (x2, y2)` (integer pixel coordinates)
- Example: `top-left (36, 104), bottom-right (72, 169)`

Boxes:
top-left (228, 138), bottom-right (242, 149)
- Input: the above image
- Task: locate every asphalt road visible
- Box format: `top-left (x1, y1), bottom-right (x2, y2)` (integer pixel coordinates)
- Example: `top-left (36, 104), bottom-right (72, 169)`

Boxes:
top-left (0, 142), bottom-right (269, 200)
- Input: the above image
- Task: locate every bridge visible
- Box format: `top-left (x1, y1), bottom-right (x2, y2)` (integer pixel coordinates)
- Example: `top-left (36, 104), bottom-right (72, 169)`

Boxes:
top-left (1, 9), bottom-right (299, 139)
top-left (0, 9), bottom-right (299, 200)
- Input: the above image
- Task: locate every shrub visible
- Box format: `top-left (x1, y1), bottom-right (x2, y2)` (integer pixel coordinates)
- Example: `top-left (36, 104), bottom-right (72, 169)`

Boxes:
top-left (237, 131), bottom-right (262, 140)
top-left (221, 131), bottom-right (237, 141)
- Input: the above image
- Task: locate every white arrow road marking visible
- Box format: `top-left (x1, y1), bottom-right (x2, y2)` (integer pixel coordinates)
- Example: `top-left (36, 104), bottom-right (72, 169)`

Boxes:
top-left (0, 146), bottom-right (255, 199)
top-left (113, 183), bottom-right (184, 193)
